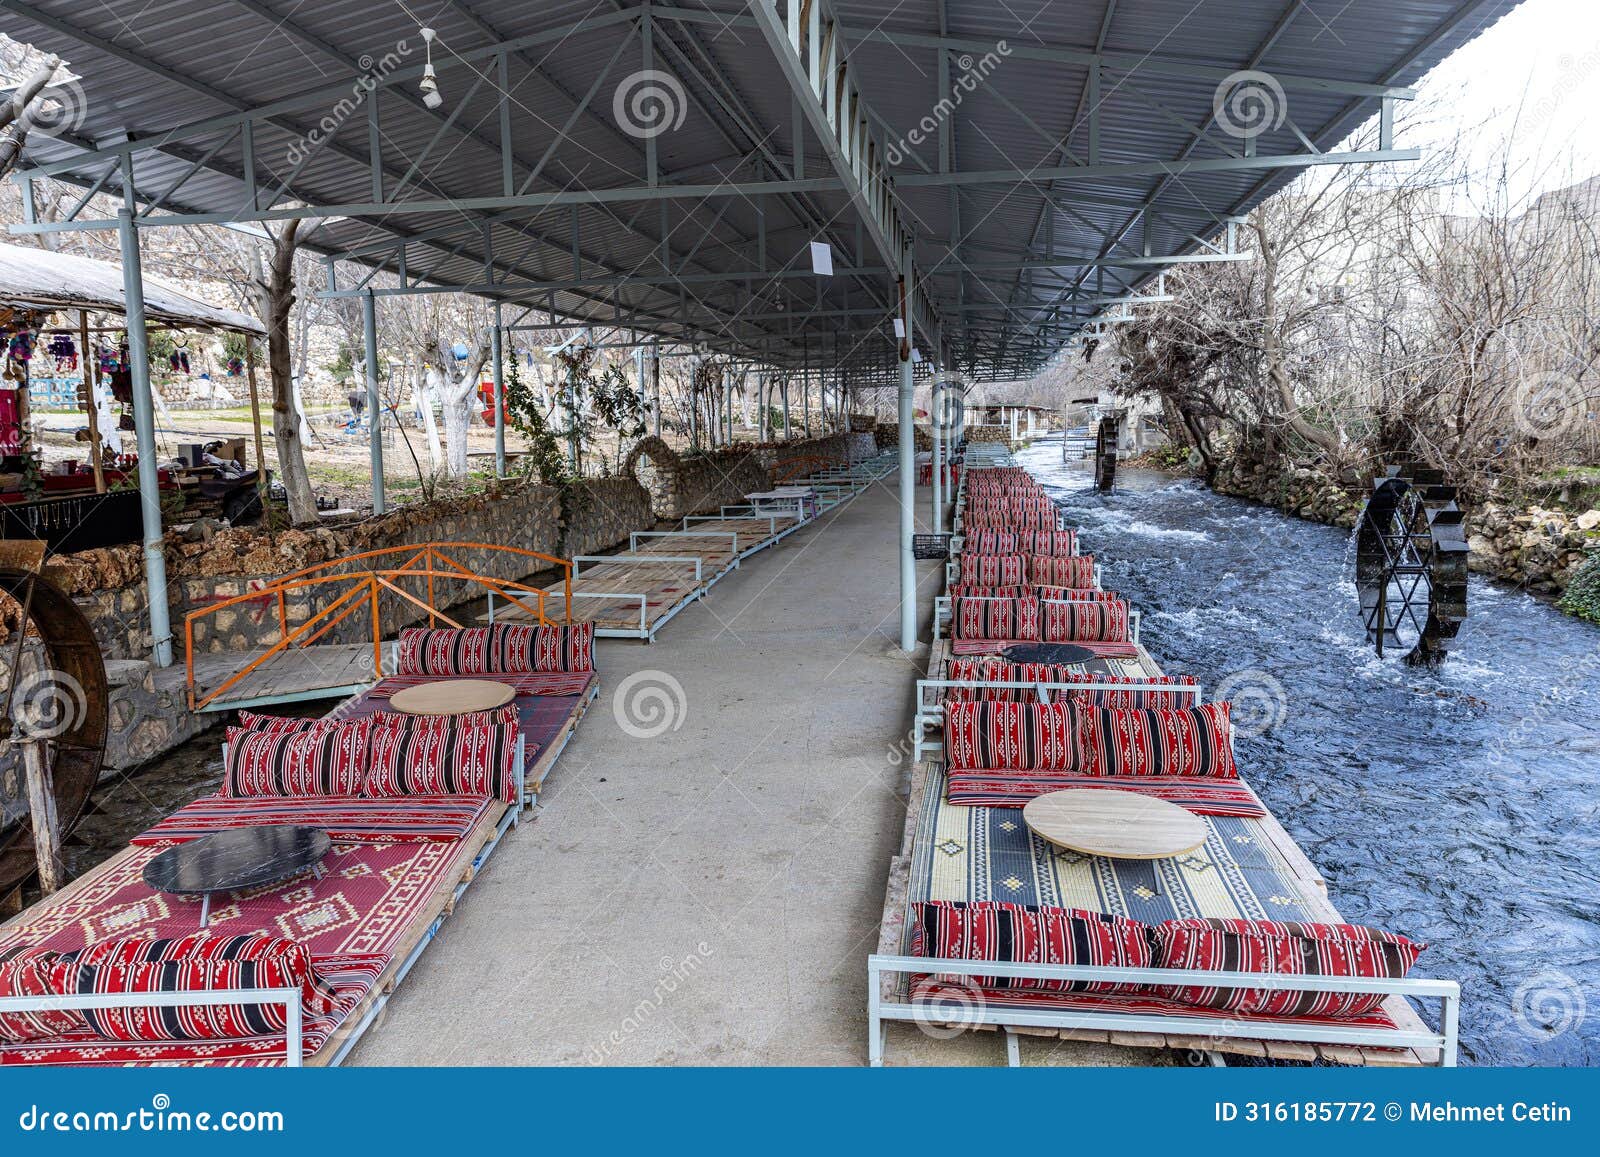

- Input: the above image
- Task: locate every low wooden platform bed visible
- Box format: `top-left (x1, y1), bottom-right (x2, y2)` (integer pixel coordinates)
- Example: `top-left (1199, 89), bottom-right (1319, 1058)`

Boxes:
top-left (0, 623), bottom-right (597, 1067)
top-left (870, 465), bottom-right (1459, 1068)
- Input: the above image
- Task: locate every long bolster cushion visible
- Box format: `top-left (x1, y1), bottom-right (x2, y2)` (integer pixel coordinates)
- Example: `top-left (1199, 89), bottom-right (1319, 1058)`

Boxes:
top-left (47, 933), bottom-right (340, 1043)
top-left (398, 622), bottom-right (594, 676)
top-left (1074, 699), bottom-right (1237, 779)
top-left (944, 700), bottom-right (1077, 771)
top-left (1016, 529), bottom-right (1078, 557)
top-left (1028, 554), bottom-right (1096, 588)
top-left (909, 904), bottom-right (1425, 1022)
top-left (1041, 597), bottom-right (1129, 643)
top-left (953, 595), bottom-right (1040, 641)
top-left (238, 705), bottom-right (518, 732)
top-left (0, 947), bottom-right (85, 1042)
top-left (1150, 919), bottom-right (1426, 1018)
top-left (941, 664), bottom-right (1197, 708)
top-left (962, 529), bottom-right (1019, 555)
top-left (364, 717), bottom-right (521, 803)
top-left (911, 901), bottom-right (1153, 994)
top-left (956, 553), bottom-right (1028, 587)
top-left (222, 718), bottom-right (373, 797)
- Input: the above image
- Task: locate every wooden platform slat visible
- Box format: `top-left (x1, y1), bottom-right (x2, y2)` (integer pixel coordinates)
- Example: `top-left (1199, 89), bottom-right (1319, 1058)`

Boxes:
top-left (192, 643), bottom-right (377, 710)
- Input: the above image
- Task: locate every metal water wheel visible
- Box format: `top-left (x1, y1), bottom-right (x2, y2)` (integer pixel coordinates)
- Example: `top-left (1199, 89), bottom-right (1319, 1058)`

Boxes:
top-left (0, 567), bottom-right (109, 900)
top-left (1093, 415), bottom-right (1120, 492)
top-left (1354, 465), bottom-right (1469, 667)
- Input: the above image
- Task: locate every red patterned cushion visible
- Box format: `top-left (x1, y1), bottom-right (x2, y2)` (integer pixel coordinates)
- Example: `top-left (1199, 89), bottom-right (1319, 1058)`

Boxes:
top-left (0, 946), bottom-right (84, 1042)
top-left (363, 719), bottom-right (520, 802)
top-left (1074, 674), bottom-right (1200, 710)
top-left (48, 934), bottom-right (338, 1042)
top-left (957, 554), bottom-right (1027, 587)
top-left (398, 623), bottom-right (551, 676)
top-left (1041, 597), bottom-right (1129, 642)
top-left (912, 901), bottom-right (1151, 993)
top-left (531, 622), bottom-right (594, 673)
top-left (234, 710), bottom-right (332, 734)
top-left (963, 529), bottom-right (1018, 555)
top-left (944, 701), bottom-right (1076, 771)
top-left (222, 719), bottom-right (372, 797)
top-left (944, 657), bottom-right (1015, 702)
top-left (1017, 529), bottom-right (1078, 557)
top-left (1074, 700), bottom-right (1237, 778)
top-left (1150, 919), bottom-right (1425, 1018)
top-left (367, 704), bottom-right (518, 728)
top-left (1028, 554), bottom-right (1096, 588)
top-left (948, 584), bottom-right (1030, 601)
top-left (953, 596), bottom-right (1040, 641)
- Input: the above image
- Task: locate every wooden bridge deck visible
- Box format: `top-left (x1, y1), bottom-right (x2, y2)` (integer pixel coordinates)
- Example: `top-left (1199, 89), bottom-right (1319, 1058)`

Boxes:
top-left (184, 643), bottom-right (378, 711)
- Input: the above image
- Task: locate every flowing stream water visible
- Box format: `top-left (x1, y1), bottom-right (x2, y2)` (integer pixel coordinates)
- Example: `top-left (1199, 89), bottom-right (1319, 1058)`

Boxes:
top-left (1017, 441), bottom-right (1600, 1065)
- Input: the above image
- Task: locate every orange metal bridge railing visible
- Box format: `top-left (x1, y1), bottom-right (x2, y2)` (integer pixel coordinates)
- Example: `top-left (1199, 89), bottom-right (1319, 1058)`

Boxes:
top-left (184, 543), bottom-right (573, 711)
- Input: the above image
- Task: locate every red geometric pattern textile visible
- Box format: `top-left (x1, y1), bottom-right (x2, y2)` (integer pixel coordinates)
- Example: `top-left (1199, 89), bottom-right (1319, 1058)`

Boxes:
top-left (1028, 554), bottom-right (1096, 588)
top-left (909, 978), bottom-right (1399, 1030)
top-left (951, 638), bottom-right (1141, 658)
top-left (956, 553), bottom-right (1027, 587)
top-left (1034, 586), bottom-right (1118, 602)
top-left (942, 657), bottom-right (1021, 702)
top-left (131, 795), bottom-right (492, 846)
top-left (962, 529), bottom-right (1019, 555)
top-left (367, 705), bottom-right (518, 728)
top-left (48, 934), bottom-right (336, 1042)
top-left (943, 701), bottom-right (1077, 772)
top-left (0, 953), bottom-right (385, 1067)
top-left (947, 584), bottom-right (1031, 602)
top-left (1015, 529), bottom-right (1079, 557)
top-left (911, 901), bottom-right (1151, 993)
top-left (0, 839), bottom-right (477, 961)
top-left (0, 946), bottom-right (84, 1042)
top-left (1041, 597), bottom-right (1129, 643)
top-left (364, 719), bottom-right (520, 802)
top-left (234, 710), bottom-right (339, 734)
top-left (952, 595), bottom-right (1039, 641)
top-left (1072, 673), bottom-right (1200, 710)
top-left (221, 719), bottom-right (372, 797)
top-left (1150, 919), bottom-right (1425, 1018)
top-left (1074, 700), bottom-right (1238, 779)
top-left (943, 771), bottom-right (1267, 815)
top-left (367, 670), bottom-right (594, 698)
top-left (531, 622), bottom-right (595, 673)
top-left (964, 507), bottom-right (1057, 530)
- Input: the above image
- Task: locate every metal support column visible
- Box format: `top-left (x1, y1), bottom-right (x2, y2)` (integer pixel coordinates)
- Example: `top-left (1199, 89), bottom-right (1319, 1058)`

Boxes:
top-left (651, 340), bottom-right (661, 437)
top-left (491, 302), bottom-right (506, 477)
top-left (897, 244), bottom-right (917, 653)
top-left (117, 209), bottom-right (172, 667)
top-left (930, 376), bottom-right (942, 534)
top-left (362, 290), bottom-right (385, 513)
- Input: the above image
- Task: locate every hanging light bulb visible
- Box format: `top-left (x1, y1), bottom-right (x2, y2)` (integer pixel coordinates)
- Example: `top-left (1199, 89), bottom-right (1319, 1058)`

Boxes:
top-left (419, 27), bottom-right (442, 109)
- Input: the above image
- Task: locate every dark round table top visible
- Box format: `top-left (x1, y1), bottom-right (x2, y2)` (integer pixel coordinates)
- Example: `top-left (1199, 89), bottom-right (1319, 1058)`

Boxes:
top-left (1001, 642), bottom-right (1097, 666)
top-left (142, 825), bottom-right (331, 897)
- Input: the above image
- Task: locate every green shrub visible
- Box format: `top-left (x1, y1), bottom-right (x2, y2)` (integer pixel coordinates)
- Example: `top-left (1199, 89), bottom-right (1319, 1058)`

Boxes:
top-left (1558, 551), bottom-right (1600, 625)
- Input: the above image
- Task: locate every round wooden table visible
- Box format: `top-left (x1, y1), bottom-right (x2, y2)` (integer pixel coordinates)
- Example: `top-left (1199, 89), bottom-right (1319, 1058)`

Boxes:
top-left (388, 678), bottom-right (516, 716)
top-left (1022, 788), bottom-right (1206, 895)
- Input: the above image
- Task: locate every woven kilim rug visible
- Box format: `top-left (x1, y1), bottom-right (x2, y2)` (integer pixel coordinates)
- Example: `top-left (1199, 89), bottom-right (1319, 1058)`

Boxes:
top-left (0, 836), bottom-right (476, 959)
top-left (909, 768), bottom-right (1311, 927)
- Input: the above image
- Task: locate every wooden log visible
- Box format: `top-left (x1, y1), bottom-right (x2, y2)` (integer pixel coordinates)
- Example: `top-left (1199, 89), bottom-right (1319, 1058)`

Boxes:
top-left (22, 740), bottom-right (62, 895)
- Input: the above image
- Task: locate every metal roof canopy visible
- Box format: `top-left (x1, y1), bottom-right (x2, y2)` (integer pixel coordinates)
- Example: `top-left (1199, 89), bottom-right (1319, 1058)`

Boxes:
top-left (0, 0), bottom-right (1521, 387)
top-left (0, 241), bottom-right (264, 333)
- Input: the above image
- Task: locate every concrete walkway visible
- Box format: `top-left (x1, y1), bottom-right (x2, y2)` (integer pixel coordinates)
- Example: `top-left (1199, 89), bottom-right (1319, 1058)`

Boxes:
top-left (350, 480), bottom-right (1141, 1066)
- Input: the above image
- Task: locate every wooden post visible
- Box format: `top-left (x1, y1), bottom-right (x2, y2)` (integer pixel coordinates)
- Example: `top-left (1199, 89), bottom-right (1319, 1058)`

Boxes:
top-left (21, 740), bottom-right (61, 896)
top-left (78, 310), bottom-right (106, 493)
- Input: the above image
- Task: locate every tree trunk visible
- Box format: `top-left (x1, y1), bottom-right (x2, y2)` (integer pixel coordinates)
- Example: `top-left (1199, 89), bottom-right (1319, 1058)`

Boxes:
top-left (1254, 219), bottom-right (1339, 459)
top-left (258, 220), bottom-right (319, 526)
top-left (418, 366), bottom-right (445, 474)
top-left (439, 337), bottom-right (489, 478)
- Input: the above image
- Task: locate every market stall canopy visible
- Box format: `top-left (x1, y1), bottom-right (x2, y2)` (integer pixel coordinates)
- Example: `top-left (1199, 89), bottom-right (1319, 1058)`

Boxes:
top-left (0, 242), bottom-right (264, 335)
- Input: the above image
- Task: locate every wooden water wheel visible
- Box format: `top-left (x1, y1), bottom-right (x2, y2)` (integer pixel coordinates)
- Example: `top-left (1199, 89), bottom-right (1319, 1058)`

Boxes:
top-left (1093, 415), bottom-right (1120, 492)
top-left (0, 567), bottom-right (109, 901)
top-left (1355, 465), bottom-right (1469, 667)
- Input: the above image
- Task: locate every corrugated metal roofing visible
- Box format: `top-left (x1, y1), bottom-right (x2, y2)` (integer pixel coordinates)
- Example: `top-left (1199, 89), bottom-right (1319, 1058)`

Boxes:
top-left (0, 0), bottom-right (1523, 383)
